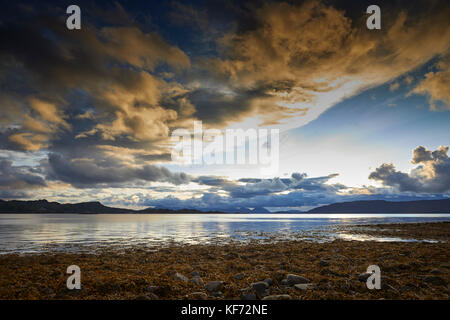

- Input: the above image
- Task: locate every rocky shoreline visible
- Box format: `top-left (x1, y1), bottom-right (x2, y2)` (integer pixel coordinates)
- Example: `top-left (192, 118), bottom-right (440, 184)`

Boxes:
top-left (0, 222), bottom-right (448, 300)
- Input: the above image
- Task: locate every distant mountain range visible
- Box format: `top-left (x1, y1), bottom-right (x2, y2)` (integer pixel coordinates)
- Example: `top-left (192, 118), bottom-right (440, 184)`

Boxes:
top-left (306, 199), bottom-right (450, 213)
top-left (0, 198), bottom-right (449, 214)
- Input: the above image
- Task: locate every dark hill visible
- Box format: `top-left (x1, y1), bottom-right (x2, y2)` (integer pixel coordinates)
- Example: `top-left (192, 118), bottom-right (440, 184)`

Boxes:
top-left (0, 199), bottom-right (217, 214)
top-left (0, 199), bottom-right (133, 214)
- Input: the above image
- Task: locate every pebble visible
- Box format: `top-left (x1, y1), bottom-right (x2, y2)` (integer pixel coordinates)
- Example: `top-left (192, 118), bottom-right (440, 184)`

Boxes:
top-left (294, 283), bottom-right (315, 291)
top-left (205, 281), bottom-right (224, 293)
top-left (190, 271), bottom-right (201, 277)
top-left (430, 269), bottom-right (442, 274)
top-left (286, 274), bottom-right (310, 286)
top-left (251, 281), bottom-right (269, 297)
top-left (264, 278), bottom-right (273, 286)
top-left (424, 275), bottom-right (445, 286)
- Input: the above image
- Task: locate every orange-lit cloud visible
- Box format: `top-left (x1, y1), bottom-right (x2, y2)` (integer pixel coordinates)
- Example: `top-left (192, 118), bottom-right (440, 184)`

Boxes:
top-left (202, 0), bottom-right (450, 128)
top-left (412, 55), bottom-right (450, 110)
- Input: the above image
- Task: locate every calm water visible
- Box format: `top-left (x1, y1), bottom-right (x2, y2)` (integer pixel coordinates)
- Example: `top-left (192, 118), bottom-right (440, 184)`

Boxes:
top-left (0, 213), bottom-right (449, 253)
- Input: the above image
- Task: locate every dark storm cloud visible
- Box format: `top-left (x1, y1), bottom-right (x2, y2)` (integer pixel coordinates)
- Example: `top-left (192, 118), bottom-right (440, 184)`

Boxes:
top-left (369, 146), bottom-right (450, 193)
top-left (0, 8), bottom-right (191, 152)
top-left (0, 3), bottom-right (197, 189)
top-left (135, 153), bottom-right (173, 163)
top-left (187, 87), bottom-right (263, 126)
top-left (47, 152), bottom-right (189, 188)
top-left (0, 190), bottom-right (30, 199)
top-left (0, 159), bottom-right (46, 189)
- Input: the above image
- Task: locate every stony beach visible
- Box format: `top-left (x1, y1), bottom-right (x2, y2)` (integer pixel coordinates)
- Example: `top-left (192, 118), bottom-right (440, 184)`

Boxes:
top-left (0, 222), bottom-right (448, 300)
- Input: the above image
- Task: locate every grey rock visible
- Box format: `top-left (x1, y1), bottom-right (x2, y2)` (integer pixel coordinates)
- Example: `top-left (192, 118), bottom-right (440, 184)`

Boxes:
top-left (424, 275), bottom-right (446, 286)
top-left (251, 281), bottom-right (269, 297)
top-left (280, 279), bottom-right (288, 286)
top-left (262, 294), bottom-right (292, 300)
top-left (205, 281), bottom-right (224, 293)
top-left (430, 269), bottom-right (442, 275)
top-left (174, 273), bottom-right (189, 282)
top-left (264, 278), bottom-right (273, 286)
top-left (286, 274), bottom-right (310, 286)
top-left (294, 283), bottom-right (315, 291)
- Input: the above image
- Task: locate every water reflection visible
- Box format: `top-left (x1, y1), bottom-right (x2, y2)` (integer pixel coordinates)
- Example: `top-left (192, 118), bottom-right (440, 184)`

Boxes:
top-left (0, 213), bottom-right (449, 253)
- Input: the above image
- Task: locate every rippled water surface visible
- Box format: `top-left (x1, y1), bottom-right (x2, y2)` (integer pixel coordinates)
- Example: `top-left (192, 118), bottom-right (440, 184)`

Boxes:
top-left (0, 213), bottom-right (449, 253)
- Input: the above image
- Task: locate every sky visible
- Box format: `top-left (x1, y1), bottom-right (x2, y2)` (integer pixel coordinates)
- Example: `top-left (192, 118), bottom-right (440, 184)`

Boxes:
top-left (0, 0), bottom-right (449, 212)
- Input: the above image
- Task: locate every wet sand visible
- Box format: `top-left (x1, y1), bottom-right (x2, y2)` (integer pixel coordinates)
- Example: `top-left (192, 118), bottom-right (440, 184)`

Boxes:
top-left (0, 222), bottom-right (448, 300)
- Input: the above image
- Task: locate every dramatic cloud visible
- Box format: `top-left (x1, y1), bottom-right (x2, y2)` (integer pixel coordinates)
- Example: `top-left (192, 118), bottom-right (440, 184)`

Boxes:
top-left (202, 0), bottom-right (450, 128)
top-left (0, 1), bottom-right (449, 208)
top-left (47, 152), bottom-right (190, 188)
top-left (0, 4), bottom-right (197, 190)
top-left (0, 12), bottom-right (192, 153)
top-left (412, 55), bottom-right (450, 110)
top-left (369, 146), bottom-right (450, 193)
top-left (0, 160), bottom-right (46, 189)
